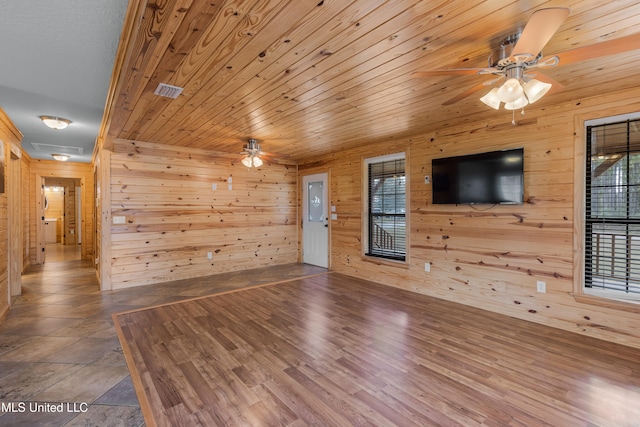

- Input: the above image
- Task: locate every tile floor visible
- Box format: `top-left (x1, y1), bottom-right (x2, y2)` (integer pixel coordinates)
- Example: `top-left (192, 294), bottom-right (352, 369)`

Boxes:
top-left (0, 244), bottom-right (326, 426)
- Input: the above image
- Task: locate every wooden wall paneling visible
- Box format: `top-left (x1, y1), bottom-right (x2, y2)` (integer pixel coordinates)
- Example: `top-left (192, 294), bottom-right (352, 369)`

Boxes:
top-left (96, 148), bottom-right (112, 291)
top-left (0, 108), bottom-right (23, 321)
top-left (299, 86), bottom-right (640, 349)
top-left (106, 139), bottom-right (298, 289)
top-left (93, 158), bottom-right (101, 287)
top-left (8, 144), bottom-right (22, 297)
top-left (21, 153), bottom-right (30, 271)
top-left (64, 184), bottom-right (77, 245)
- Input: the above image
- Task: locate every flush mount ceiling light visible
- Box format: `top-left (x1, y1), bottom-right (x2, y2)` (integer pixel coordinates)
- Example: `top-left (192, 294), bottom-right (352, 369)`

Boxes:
top-left (241, 139), bottom-right (264, 169)
top-left (52, 154), bottom-right (70, 161)
top-left (40, 116), bottom-right (72, 130)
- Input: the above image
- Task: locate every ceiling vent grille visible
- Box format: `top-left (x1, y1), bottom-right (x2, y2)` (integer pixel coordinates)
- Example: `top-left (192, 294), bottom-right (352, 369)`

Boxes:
top-left (154, 83), bottom-right (184, 99)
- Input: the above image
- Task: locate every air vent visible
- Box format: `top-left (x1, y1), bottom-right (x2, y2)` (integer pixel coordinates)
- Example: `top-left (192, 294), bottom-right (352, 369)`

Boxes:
top-left (154, 83), bottom-right (184, 99)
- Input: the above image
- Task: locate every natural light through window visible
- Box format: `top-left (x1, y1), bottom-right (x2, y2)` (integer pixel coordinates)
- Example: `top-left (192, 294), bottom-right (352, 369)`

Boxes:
top-left (364, 153), bottom-right (406, 262)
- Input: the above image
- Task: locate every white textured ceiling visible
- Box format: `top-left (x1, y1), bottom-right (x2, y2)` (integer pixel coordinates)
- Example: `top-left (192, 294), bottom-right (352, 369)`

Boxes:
top-left (0, 0), bottom-right (128, 162)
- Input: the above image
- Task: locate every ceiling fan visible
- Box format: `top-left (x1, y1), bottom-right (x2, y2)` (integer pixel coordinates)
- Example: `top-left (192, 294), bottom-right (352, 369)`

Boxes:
top-left (412, 7), bottom-right (640, 122)
top-left (241, 138), bottom-right (265, 168)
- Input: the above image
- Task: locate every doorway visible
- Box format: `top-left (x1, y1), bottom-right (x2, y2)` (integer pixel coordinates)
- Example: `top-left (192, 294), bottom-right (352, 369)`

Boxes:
top-left (42, 177), bottom-right (82, 263)
top-left (302, 173), bottom-right (329, 268)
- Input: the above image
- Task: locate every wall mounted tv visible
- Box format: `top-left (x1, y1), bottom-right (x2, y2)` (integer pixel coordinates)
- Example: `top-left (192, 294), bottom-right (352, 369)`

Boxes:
top-left (432, 148), bottom-right (524, 205)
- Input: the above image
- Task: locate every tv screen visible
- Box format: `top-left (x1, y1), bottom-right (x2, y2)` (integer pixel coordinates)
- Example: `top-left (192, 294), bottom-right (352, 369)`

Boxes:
top-left (432, 148), bottom-right (524, 205)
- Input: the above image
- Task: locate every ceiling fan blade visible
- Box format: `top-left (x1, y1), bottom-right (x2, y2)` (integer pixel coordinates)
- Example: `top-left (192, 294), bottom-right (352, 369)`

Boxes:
top-left (412, 68), bottom-right (495, 78)
top-left (442, 81), bottom-right (494, 105)
top-left (552, 32), bottom-right (640, 66)
top-left (511, 7), bottom-right (570, 61)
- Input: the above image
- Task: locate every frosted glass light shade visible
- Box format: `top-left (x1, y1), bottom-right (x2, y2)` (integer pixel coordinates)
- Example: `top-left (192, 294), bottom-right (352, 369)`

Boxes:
top-left (480, 88), bottom-right (501, 110)
top-left (52, 154), bottom-right (70, 161)
top-left (242, 155), bottom-right (263, 168)
top-left (504, 96), bottom-right (529, 110)
top-left (40, 116), bottom-right (71, 130)
top-left (496, 78), bottom-right (524, 103)
top-left (523, 79), bottom-right (552, 104)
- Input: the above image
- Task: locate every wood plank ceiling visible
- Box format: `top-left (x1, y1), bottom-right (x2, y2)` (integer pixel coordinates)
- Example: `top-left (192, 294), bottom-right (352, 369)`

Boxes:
top-left (103, 0), bottom-right (640, 163)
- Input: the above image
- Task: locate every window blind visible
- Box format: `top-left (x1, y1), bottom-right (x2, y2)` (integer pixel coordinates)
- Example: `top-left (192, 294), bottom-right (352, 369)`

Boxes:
top-left (585, 119), bottom-right (640, 295)
top-left (367, 157), bottom-right (406, 261)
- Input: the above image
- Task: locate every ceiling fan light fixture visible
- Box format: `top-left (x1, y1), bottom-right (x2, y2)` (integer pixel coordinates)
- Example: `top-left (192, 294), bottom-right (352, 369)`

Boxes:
top-left (252, 156), bottom-right (263, 167)
top-left (496, 78), bottom-right (524, 103)
top-left (504, 96), bottom-right (529, 110)
top-left (523, 79), bottom-right (552, 103)
top-left (241, 139), bottom-right (264, 169)
top-left (40, 116), bottom-right (71, 130)
top-left (242, 155), bottom-right (263, 168)
top-left (480, 88), bottom-right (501, 110)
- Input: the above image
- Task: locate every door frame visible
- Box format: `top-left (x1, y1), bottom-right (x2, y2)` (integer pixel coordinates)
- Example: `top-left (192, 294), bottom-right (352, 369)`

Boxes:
top-left (301, 172), bottom-right (330, 268)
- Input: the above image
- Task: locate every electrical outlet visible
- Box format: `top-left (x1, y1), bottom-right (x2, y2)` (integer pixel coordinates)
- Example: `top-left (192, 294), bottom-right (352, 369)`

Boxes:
top-left (424, 262), bottom-right (431, 272)
top-left (536, 280), bottom-right (546, 293)
top-left (211, 183), bottom-right (217, 190)
top-left (207, 252), bottom-right (213, 260)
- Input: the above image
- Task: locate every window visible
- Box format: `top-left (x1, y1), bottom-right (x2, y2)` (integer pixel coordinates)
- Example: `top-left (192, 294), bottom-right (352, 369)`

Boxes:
top-left (585, 118), bottom-right (640, 299)
top-left (365, 153), bottom-right (406, 261)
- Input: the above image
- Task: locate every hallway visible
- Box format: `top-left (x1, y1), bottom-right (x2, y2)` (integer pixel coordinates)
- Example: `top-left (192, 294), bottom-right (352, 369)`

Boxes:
top-left (0, 249), bottom-right (326, 426)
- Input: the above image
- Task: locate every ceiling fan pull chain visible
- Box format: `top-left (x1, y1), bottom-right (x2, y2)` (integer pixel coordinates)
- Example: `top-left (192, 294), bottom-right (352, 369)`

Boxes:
top-left (512, 109), bottom-right (516, 126)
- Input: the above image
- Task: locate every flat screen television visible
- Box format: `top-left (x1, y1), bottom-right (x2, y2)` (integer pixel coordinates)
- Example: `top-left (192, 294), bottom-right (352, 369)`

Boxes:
top-left (432, 148), bottom-right (524, 205)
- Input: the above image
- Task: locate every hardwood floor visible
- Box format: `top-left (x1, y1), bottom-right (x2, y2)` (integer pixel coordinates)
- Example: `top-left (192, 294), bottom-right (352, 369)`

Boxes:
top-left (115, 273), bottom-right (640, 427)
top-left (0, 252), bottom-right (325, 426)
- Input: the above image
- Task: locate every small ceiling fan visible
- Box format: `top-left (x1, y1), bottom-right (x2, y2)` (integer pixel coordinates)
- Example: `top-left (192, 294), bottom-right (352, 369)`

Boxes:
top-left (412, 7), bottom-right (640, 120)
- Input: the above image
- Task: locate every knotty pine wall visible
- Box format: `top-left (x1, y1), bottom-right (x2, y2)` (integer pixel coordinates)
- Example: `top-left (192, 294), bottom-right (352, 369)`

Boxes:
top-left (22, 154), bottom-right (31, 271)
top-left (104, 139), bottom-right (298, 290)
top-left (0, 108), bottom-right (22, 321)
top-left (300, 86), bottom-right (640, 349)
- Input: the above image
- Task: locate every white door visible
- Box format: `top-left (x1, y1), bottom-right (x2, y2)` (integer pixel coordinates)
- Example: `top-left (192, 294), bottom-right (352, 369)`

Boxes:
top-left (302, 173), bottom-right (329, 268)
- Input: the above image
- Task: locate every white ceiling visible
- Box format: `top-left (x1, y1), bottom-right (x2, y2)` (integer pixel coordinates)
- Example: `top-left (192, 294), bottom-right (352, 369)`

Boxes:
top-left (0, 0), bottom-right (128, 163)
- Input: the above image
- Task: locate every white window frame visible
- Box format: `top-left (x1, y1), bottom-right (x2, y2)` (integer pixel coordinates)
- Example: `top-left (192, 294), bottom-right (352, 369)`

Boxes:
top-left (582, 112), bottom-right (640, 304)
top-left (363, 152), bottom-right (408, 264)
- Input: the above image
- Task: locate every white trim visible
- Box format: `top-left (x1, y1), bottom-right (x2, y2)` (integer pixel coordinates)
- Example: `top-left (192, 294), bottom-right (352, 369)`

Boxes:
top-left (582, 114), bottom-right (640, 303)
top-left (364, 152), bottom-right (405, 165)
top-left (585, 112), bottom-right (640, 127)
top-left (584, 288), bottom-right (640, 304)
top-left (362, 152), bottom-right (407, 262)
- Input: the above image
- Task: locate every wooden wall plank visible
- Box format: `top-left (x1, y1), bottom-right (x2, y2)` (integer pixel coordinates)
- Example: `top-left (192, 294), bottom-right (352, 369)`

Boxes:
top-left (0, 108), bottom-right (23, 321)
top-left (108, 139), bottom-right (298, 289)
